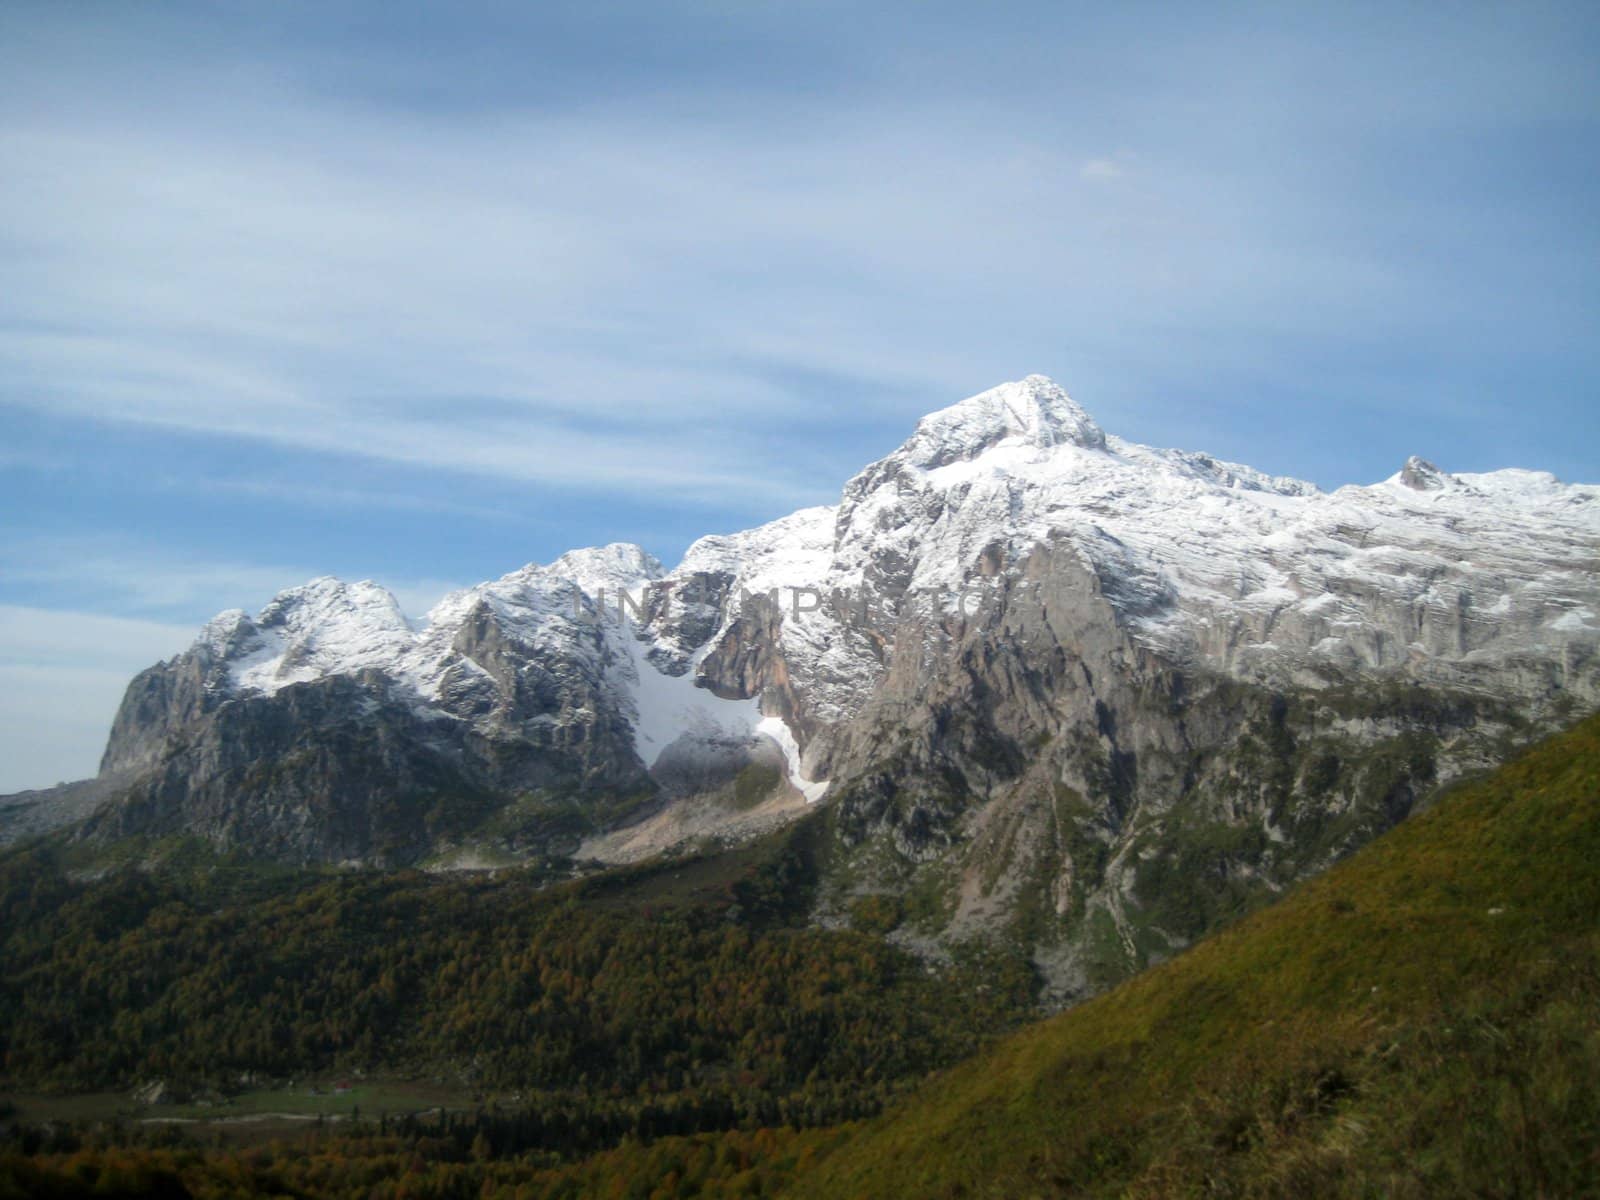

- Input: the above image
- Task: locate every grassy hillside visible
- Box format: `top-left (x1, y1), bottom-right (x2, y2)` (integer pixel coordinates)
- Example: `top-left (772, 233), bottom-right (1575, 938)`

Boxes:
top-left (3, 715), bottom-right (1597, 1198)
top-left (791, 712), bottom-right (1600, 1198)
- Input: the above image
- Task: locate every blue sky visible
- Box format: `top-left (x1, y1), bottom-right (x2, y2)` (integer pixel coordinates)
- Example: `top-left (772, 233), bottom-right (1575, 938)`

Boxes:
top-left (2, 0), bottom-right (1597, 790)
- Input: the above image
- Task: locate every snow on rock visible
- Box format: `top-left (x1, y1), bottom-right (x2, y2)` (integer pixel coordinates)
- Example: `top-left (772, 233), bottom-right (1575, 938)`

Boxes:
top-left (227, 578), bottom-right (417, 695)
top-left (546, 542), bottom-right (664, 598)
top-left (172, 375), bottom-right (1600, 794)
top-left (616, 621), bottom-right (760, 765)
top-left (756, 716), bottom-right (830, 802)
top-left (899, 374), bottom-right (1107, 466)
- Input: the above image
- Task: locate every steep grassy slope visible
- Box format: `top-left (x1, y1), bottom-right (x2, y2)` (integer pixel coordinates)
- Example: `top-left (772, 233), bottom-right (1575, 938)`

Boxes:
top-left (791, 713), bottom-right (1600, 1198)
top-left (3, 717), bottom-right (1597, 1198)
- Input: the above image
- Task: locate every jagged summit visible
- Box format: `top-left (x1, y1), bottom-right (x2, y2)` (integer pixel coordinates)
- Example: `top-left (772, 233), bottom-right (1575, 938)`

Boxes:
top-left (899, 374), bottom-right (1107, 469)
top-left (1398, 455), bottom-right (1451, 492)
top-left (544, 543), bottom-right (665, 594)
top-left (195, 608), bottom-right (257, 659)
top-left (256, 577), bottom-right (409, 630)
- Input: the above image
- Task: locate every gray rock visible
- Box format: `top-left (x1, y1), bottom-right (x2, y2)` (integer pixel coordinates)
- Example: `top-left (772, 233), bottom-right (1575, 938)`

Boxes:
top-left (14, 372), bottom-right (1594, 995)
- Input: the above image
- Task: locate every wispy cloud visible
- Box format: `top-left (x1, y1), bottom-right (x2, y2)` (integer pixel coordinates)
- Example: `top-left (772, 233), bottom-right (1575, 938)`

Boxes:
top-left (0, 538), bottom-right (463, 625)
top-left (5, 4), bottom-right (1596, 511)
top-left (0, 50), bottom-right (1483, 502)
top-left (0, 605), bottom-right (197, 792)
top-left (179, 476), bottom-right (559, 526)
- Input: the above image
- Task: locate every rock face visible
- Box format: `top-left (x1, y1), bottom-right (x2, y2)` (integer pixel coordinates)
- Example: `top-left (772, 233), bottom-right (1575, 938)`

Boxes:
top-left (84, 546), bottom-right (767, 863)
top-left (29, 375), bottom-right (1600, 987)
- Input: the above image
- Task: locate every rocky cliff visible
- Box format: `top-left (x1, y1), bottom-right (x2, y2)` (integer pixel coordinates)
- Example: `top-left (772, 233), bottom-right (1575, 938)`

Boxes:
top-left (21, 375), bottom-right (1597, 991)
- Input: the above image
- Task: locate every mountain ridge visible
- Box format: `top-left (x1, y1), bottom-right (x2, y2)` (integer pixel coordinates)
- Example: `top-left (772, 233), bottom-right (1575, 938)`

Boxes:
top-left (5, 374), bottom-right (1597, 1000)
top-left (93, 374), bottom-right (1599, 743)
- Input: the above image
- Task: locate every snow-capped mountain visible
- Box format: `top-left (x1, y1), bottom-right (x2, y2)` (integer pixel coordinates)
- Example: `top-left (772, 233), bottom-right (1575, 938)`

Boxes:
top-left (21, 375), bottom-right (1599, 990)
top-left (109, 376), bottom-right (1596, 785)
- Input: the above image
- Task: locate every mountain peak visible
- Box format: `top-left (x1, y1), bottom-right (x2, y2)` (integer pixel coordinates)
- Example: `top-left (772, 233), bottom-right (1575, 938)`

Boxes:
top-left (196, 608), bottom-right (258, 660)
top-left (256, 577), bottom-right (410, 632)
top-left (900, 375), bottom-right (1106, 469)
top-left (1398, 455), bottom-right (1452, 492)
top-left (545, 543), bottom-right (664, 597)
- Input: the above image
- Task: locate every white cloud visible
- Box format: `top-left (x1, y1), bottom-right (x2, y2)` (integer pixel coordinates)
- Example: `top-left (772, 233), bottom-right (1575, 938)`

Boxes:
top-left (0, 606), bottom-right (196, 792)
top-left (1080, 157), bottom-right (1125, 181)
top-left (0, 77), bottom-right (1437, 508)
top-left (0, 605), bottom-right (195, 672)
top-left (0, 539), bottom-right (464, 624)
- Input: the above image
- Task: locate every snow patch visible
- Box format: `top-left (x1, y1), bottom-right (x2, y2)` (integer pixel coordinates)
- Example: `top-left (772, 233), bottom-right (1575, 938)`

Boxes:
top-left (756, 716), bottom-right (830, 803)
top-left (620, 627), bottom-right (760, 766)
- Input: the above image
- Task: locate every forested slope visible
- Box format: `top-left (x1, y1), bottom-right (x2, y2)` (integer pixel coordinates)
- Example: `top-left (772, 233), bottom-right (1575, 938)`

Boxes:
top-left (793, 713), bottom-right (1600, 1198)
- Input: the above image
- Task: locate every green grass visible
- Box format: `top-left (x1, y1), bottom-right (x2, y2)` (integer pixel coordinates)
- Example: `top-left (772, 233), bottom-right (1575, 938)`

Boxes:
top-left (731, 762), bottom-right (784, 810)
top-left (1, 1081), bottom-right (467, 1124)
top-left (159, 1081), bottom-right (467, 1120)
top-left (789, 712), bottom-right (1600, 1198)
top-left (572, 817), bottom-right (815, 915)
top-left (5, 716), bottom-right (1597, 1198)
